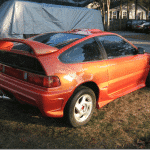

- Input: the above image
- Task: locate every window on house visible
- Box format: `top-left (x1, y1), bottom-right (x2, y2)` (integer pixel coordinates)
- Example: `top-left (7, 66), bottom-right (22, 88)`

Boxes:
top-left (123, 12), bottom-right (127, 19)
top-left (113, 11), bottom-right (117, 19)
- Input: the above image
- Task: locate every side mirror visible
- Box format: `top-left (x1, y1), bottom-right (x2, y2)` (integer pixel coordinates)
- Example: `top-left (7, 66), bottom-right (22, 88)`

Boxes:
top-left (137, 47), bottom-right (145, 54)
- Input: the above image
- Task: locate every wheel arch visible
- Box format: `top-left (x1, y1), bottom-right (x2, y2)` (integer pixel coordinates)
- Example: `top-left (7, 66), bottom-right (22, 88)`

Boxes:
top-left (75, 81), bottom-right (100, 102)
top-left (64, 81), bottom-right (99, 111)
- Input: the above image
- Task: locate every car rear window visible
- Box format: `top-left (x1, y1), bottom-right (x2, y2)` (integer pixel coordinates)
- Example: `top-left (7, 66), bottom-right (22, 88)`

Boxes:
top-left (31, 33), bottom-right (86, 49)
top-left (12, 43), bottom-right (33, 53)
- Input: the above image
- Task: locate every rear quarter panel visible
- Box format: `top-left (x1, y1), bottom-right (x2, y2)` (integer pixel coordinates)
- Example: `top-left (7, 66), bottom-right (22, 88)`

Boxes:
top-left (38, 53), bottom-right (109, 93)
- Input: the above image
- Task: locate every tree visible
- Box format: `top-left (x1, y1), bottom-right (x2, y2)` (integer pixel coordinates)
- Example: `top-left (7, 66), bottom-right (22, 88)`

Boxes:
top-left (135, 0), bottom-right (138, 19)
top-left (107, 0), bottom-right (110, 31)
top-left (103, 0), bottom-right (106, 26)
top-left (119, 0), bottom-right (122, 30)
top-left (127, 0), bottom-right (130, 19)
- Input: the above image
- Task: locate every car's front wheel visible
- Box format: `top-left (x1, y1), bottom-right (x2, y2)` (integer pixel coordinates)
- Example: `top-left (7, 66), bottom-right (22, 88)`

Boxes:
top-left (66, 86), bottom-right (96, 127)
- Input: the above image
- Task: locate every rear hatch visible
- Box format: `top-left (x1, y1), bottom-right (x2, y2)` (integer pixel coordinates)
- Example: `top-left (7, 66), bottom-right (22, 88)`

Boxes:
top-left (0, 39), bottom-right (60, 88)
top-left (0, 50), bottom-right (45, 75)
top-left (0, 33), bottom-right (86, 88)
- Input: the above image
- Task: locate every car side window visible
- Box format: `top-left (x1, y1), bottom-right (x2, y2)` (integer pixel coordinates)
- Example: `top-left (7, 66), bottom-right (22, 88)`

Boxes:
top-left (97, 35), bottom-right (135, 59)
top-left (59, 38), bottom-right (102, 63)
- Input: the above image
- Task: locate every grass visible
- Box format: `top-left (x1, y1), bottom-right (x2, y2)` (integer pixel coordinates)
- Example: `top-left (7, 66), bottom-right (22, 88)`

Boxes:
top-left (0, 87), bottom-right (150, 148)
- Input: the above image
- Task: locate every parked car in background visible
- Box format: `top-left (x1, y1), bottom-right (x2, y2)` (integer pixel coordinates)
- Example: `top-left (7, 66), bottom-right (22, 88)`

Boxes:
top-left (143, 24), bottom-right (150, 34)
top-left (126, 20), bottom-right (147, 31)
top-left (131, 20), bottom-right (147, 31)
top-left (134, 21), bottom-right (150, 32)
top-left (126, 20), bottom-right (134, 30)
top-left (0, 29), bottom-right (150, 127)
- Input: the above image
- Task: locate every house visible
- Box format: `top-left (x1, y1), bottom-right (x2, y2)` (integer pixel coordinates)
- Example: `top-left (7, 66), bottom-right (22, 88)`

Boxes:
top-left (105, 2), bottom-right (150, 21)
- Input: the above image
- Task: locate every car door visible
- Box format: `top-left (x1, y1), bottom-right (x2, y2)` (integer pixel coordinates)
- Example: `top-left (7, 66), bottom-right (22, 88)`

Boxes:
top-left (96, 35), bottom-right (148, 95)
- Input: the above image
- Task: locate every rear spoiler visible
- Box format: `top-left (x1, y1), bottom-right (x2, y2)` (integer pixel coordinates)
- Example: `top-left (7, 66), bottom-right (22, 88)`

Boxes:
top-left (0, 38), bottom-right (59, 56)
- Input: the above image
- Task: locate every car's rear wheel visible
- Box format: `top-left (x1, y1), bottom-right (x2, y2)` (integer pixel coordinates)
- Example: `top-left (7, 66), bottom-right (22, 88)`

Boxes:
top-left (66, 86), bottom-right (96, 127)
top-left (146, 72), bottom-right (150, 87)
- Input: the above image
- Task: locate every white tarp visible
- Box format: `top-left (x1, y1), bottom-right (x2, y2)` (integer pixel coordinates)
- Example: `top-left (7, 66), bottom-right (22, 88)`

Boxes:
top-left (0, 0), bottom-right (104, 38)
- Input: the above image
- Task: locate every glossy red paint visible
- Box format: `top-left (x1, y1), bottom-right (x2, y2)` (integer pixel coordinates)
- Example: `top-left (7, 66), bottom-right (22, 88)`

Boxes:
top-left (0, 38), bottom-right (59, 56)
top-left (0, 29), bottom-right (149, 119)
top-left (0, 41), bottom-right (14, 51)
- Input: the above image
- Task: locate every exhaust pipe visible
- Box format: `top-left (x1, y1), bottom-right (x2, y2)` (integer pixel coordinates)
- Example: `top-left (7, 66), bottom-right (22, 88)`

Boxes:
top-left (0, 90), bottom-right (13, 100)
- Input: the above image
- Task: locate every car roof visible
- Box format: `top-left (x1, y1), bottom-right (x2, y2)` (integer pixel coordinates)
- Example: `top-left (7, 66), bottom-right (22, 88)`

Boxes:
top-left (30, 29), bottom-right (115, 41)
top-left (64, 28), bottom-right (116, 37)
top-left (66, 29), bottom-right (103, 35)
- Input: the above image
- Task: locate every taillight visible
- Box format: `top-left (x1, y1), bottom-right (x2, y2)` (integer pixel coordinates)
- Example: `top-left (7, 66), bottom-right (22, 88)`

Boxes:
top-left (148, 26), bottom-right (150, 29)
top-left (27, 73), bottom-right (44, 86)
top-left (0, 64), bottom-right (61, 88)
top-left (43, 76), bottom-right (61, 88)
top-left (27, 73), bottom-right (61, 88)
top-left (5, 66), bottom-right (24, 80)
top-left (137, 25), bottom-right (140, 28)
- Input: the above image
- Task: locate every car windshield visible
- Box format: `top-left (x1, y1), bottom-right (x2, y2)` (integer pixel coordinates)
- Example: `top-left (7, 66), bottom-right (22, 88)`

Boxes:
top-left (31, 33), bottom-right (86, 49)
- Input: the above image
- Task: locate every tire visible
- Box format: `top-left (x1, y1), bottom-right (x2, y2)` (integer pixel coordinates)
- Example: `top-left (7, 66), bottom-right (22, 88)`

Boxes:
top-left (146, 72), bottom-right (150, 87)
top-left (65, 86), bottom-right (96, 127)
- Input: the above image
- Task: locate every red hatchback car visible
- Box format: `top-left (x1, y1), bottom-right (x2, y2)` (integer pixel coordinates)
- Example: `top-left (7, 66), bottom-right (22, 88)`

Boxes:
top-left (0, 29), bottom-right (150, 127)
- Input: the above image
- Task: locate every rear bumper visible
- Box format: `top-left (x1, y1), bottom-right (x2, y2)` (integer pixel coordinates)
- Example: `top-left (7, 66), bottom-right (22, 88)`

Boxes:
top-left (0, 73), bottom-right (71, 118)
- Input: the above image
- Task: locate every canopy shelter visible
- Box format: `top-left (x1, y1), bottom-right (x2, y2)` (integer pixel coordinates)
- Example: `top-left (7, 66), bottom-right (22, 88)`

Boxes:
top-left (0, 0), bottom-right (104, 38)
